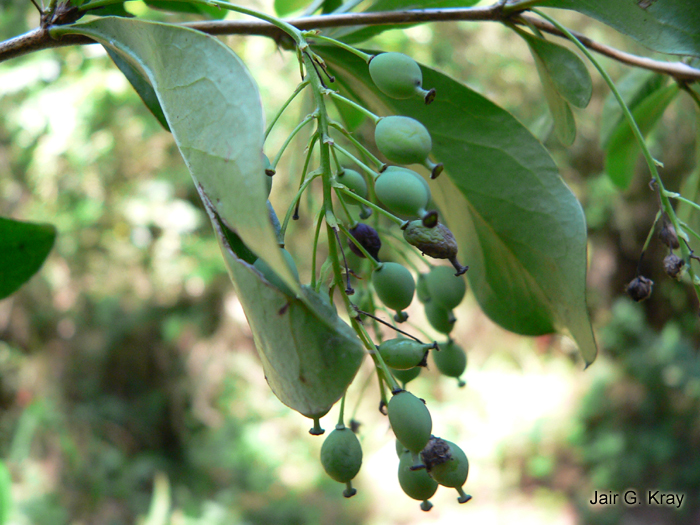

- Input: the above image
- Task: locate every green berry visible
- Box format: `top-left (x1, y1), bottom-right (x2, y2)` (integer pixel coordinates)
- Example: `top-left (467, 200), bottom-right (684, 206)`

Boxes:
top-left (375, 116), bottom-right (432, 166)
top-left (391, 366), bottom-right (421, 387)
top-left (378, 338), bottom-right (431, 370)
top-left (424, 301), bottom-right (455, 334)
top-left (398, 450), bottom-right (438, 504)
top-left (369, 52), bottom-right (435, 104)
top-left (388, 390), bottom-right (432, 454)
top-left (371, 262), bottom-right (415, 313)
top-left (337, 168), bottom-right (368, 205)
top-left (421, 437), bottom-right (471, 503)
top-left (433, 340), bottom-right (467, 386)
top-left (320, 426), bottom-right (363, 497)
top-left (374, 167), bottom-right (430, 218)
top-left (395, 438), bottom-right (409, 458)
top-left (253, 248), bottom-right (299, 297)
top-left (426, 266), bottom-right (467, 310)
top-left (416, 273), bottom-right (431, 303)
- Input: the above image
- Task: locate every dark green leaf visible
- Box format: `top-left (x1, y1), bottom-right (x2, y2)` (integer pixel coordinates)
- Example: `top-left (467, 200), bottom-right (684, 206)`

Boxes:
top-left (519, 31), bottom-right (592, 109)
top-left (539, 0), bottom-right (700, 56)
top-left (146, 0), bottom-right (227, 19)
top-left (322, 47), bottom-right (597, 366)
top-left (105, 48), bottom-right (170, 131)
top-left (62, 18), bottom-right (299, 295)
top-left (208, 203), bottom-right (365, 418)
top-left (605, 83), bottom-right (680, 189)
top-left (86, 3), bottom-right (134, 17)
top-left (274, 0), bottom-right (310, 16)
top-left (0, 217), bottom-right (56, 299)
top-left (600, 70), bottom-right (666, 148)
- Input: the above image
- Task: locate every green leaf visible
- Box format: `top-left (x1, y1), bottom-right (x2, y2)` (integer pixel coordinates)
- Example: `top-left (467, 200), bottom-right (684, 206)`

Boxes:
top-left (527, 38), bottom-right (577, 145)
top-left (207, 201), bottom-right (365, 418)
top-left (0, 217), bottom-right (56, 300)
top-left (105, 48), bottom-right (170, 131)
top-left (274, 0), bottom-right (310, 16)
top-left (0, 459), bottom-right (10, 525)
top-left (519, 31), bottom-right (592, 109)
top-left (600, 70), bottom-right (666, 148)
top-left (82, 1), bottom-right (134, 17)
top-left (61, 18), bottom-right (299, 295)
top-left (146, 0), bottom-right (227, 19)
top-left (329, 0), bottom-right (479, 44)
top-left (605, 83), bottom-right (679, 189)
top-left (321, 47), bottom-right (597, 366)
top-left (539, 0), bottom-right (700, 57)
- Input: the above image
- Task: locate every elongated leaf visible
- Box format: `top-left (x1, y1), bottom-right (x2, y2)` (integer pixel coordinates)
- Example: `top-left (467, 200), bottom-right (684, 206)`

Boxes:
top-left (321, 47), bottom-right (597, 366)
top-left (146, 0), bottom-right (227, 19)
top-left (105, 48), bottom-right (170, 131)
top-left (274, 0), bottom-right (310, 16)
top-left (519, 31), bottom-right (592, 109)
top-left (62, 18), bottom-right (299, 294)
top-left (528, 39), bottom-right (577, 145)
top-left (203, 195), bottom-right (365, 418)
top-left (605, 83), bottom-right (679, 189)
top-left (600, 70), bottom-right (666, 148)
top-left (0, 217), bottom-right (56, 299)
top-left (539, 0), bottom-right (700, 57)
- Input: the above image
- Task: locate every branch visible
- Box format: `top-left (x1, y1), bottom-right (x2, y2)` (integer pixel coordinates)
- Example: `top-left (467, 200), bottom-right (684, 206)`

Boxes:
top-left (0, 4), bottom-right (699, 82)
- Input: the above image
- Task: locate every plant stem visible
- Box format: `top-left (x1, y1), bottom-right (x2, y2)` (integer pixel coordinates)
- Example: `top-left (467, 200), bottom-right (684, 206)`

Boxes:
top-left (304, 32), bottom-right (373, 63)
top-left (533, 7), bottom-right (700, 304)
top-left (265, 80), bottom-right (310, 141)
top-left (310, 206), bottom-right (325, 289)
top-left (326, 91), bottom-right (381, 123)
top-left (336, 187), bottom-right (404, 226)
top-left (330, 121), bottom-right (384, 169)
top-left (331, 143), bottom-right (379, 180)
top-left (665, 192), bottom-right (700, 214)
top-left (271, 112), bottom-right (317, 169)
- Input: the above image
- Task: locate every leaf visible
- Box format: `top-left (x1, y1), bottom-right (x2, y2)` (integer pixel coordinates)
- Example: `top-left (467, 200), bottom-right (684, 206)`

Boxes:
top-left (321, 47), bottom-right (597, 366)
top-left (82, 1), bottom-right (134, 17)
top-left (105, 48), bottom-right (170, 131)
top-left (527, 38), bottom-right (577, 145)
top-left (539, 0), bottom-right (700, 57)
top-left (0, 217), bottom-right (56, 300)
top-left (605, 83), bottom-right (679, 189)
top-left (205, 198), bottom-right (365, 418)
top-left (519, 31), bottom-right (592, 109)
top-left (62, 18), bottom-right (299, 295)
top-left (600, 70), bottom-right (666, 148)
top-left (146, 0), bottom-right (227, 19)
top-left (274, 0), bottom-right (311, 17)
top-left (329, 0), bottom-right (479, 44)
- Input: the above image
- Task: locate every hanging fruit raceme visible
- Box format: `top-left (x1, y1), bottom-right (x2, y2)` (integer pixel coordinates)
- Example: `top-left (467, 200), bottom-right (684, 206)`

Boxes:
top-left (320, 426), bottom-right (363, 498)
top-left (388, 390), bottom-right (432, 454)
top-left (378, 337), bottom-right (433, 370)
top-left (369, 52), bottom-right (435, 104)
top-left (425, 265), bottom-right (467, 310)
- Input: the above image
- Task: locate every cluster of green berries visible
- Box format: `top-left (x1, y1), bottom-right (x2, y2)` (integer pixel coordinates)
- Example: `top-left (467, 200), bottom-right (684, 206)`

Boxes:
top-left (251, 47), bottom-right (473, 511)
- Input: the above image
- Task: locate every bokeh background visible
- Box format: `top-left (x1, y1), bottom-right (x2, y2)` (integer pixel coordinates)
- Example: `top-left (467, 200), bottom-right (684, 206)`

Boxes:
top-left (1, 0), bottom-right (700, 523)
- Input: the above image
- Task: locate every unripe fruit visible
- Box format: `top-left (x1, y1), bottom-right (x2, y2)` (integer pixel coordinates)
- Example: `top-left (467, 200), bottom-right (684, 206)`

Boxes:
top-left (424, 301), bottom-right (455, 334)
top-left (378, 338), bottom-right (432, 370)
top-left (391, 366), bottom-right (421, 387)
top-left (369, 52), bottom-right (435, 104)
top-left (263, 154), bottom-right (274, 198)
top-left (337, 168), bottom-right (368, 204)
top-left (375, 116), bottom-right (432, 166)
top-left (374, 167), bottom-right (430, 218)
top-left (403, 220), bottom-right (468, 275)
top-left (371, 262), bottom-right (415, 313)
top-left (320, 426), bottom-right (363, 497)
top-left (433, 340), bottom-right (467, 387)
top-left (253, 248), bottom-right (299, 297)
top-left (426, 266), bottom-right (467, 310)
top-left (416, 273), bottom-right (431, 303)
top-left (388, 390), bottom-right (432, 454)
top-left (395, 438), bottom-right (409, 457)
top-left (421, 437), bottom-right (471, 503)
top-left (398, 450), bottom-right (438, 506)
top-left (348, 223), bottom-right (381, 261)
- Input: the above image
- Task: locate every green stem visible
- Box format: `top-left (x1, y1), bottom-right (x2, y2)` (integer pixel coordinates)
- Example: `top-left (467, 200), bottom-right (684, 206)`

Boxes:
top-left (665, 191), bottom-right (700, 214)
top-left (304, 32), bottom-right (373, 63)
top-left (265, 80), bottom-right (310, 142)
top-left (333, 187), bottom-right (356, 227)
top-left (310, 206), bottom-right (325, 289)
top-left (330, 121), bottom-right (385, 169)
top-left (271, 112), bottom-right (317, 169)
top-left (326, 91), bottom-right (381, 123)
top-left (280, 171), bottom-right (322, 239)
top-left (533, 7), bottom-right (700, 304)
top-left (331, 143), bottom-right (379, 180)
top-left (337, 392), bottom-right (347, 427)
top-left (679, 220), bottom-right (700, 243)
top-left (336, 187), bottom-right (404, 225)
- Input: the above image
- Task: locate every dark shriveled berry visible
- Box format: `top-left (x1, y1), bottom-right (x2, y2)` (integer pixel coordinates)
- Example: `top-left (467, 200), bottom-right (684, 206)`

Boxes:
top-left (659, 220), bottom-right (680, 249)
top-left (348, 223), bottom-right (381, 260)
top-left (663, 253), bottom-right (685, 280)
top-left (402, 220), bottom-right (468, 275)
top-left (626, 275), bottom-right (653, 302)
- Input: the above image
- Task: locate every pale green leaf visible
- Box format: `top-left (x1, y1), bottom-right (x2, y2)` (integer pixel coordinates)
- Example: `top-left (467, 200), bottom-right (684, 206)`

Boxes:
top-left (61, 18), bottom-right (299, 294)
top-left (605, 83), bottom-right (680, 189)
top-left (321, 47), bottom-right (597, 366)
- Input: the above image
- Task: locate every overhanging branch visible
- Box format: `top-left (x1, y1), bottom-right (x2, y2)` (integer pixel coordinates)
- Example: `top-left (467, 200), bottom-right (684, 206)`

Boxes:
top-left (0, 5), bottom-right (699, 81)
